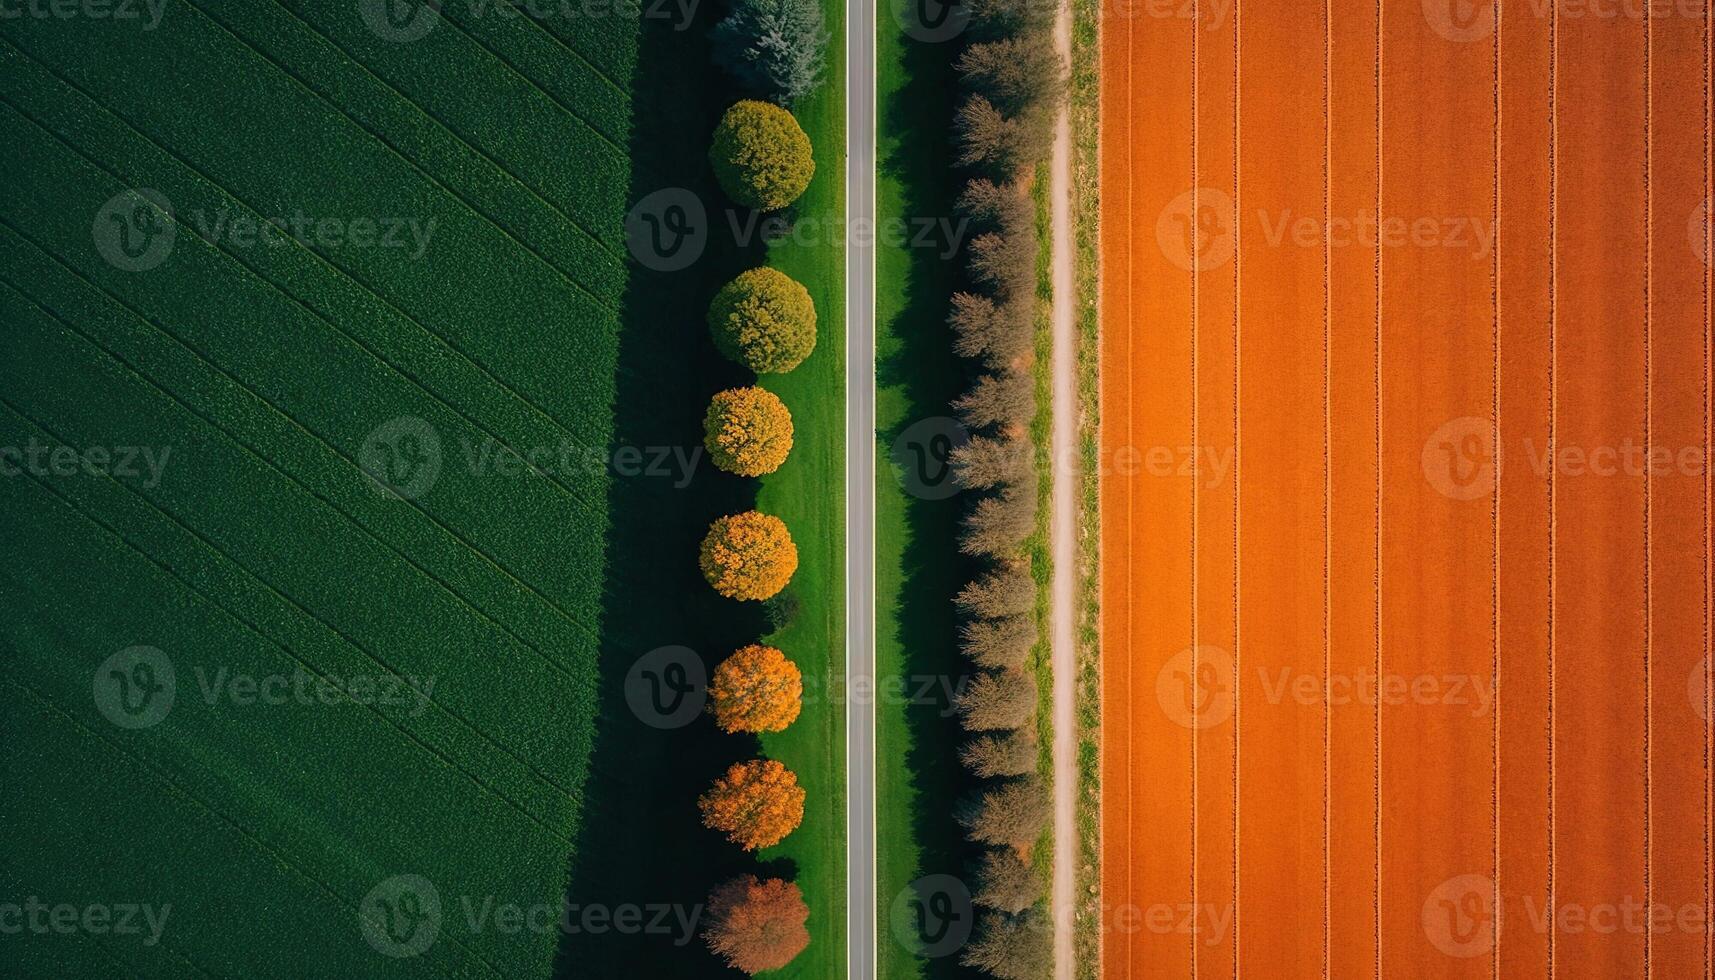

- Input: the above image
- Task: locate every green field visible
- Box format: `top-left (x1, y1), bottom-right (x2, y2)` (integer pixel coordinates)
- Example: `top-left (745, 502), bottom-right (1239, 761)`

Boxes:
top-left (0, 1), bottom-right (840, 977)
top-left (873, 8), bottom-right (984, 979)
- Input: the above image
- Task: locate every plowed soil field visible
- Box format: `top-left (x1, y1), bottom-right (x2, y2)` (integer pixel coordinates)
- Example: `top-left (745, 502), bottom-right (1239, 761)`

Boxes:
top-left (1100, 2), bottom-right (1714, 976)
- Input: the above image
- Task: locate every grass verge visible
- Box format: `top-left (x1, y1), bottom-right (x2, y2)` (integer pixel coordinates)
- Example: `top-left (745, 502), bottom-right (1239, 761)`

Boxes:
top-left (1069, 0), bottom-right (1104, 974)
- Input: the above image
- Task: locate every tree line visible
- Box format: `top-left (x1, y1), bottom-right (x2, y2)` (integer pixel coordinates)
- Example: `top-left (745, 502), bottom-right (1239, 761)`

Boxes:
top-left (940, 0), bottom-right (1064, 976)
top-left (684, 0), bottom-right (830, 973)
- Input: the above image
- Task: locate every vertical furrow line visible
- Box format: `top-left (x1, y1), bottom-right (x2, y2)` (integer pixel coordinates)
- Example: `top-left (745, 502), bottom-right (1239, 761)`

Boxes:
top-left (1231, 0), bottom-right (1244, 972)
top-left (1322, 0), bottom-right (1334, 975)
top-left (1642, 4), bottom-right (1655, 977)
top-left (1704, 5), bottom-right (1713, 977)
top-left (1373, 0), bottom-right (1385, 972)
top-left (1547, 0), bottom-right (1560, 972)
top-left (1123, 4), bottom-right (1138, 973)
top-left (1491, 1), bottom-right (1504, 975)
top-left (1190, 6), bottom-right (1201, 975)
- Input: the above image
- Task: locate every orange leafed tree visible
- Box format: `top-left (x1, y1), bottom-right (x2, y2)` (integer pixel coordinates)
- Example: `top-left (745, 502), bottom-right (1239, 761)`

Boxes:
top-left (698, 759), bottom-right (805, 851)
top-left (706, 387), bottom-right (796, 476)
top-left (709, 644), bottom-right (804, 733)
top-left (700, 511), bottom-right (799, 601)
top-left (703, 875), bottom-right (811, 974)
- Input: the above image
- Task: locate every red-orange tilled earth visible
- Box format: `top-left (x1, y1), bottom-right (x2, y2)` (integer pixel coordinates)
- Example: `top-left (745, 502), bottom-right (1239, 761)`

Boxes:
top-left (1100, 1), bottom-right (1714, 976)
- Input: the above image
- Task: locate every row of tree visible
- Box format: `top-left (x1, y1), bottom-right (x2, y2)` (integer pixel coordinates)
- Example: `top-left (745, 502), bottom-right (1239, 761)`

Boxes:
top-left (690, 1), bottom-right (831, 972)
top-left (940, 0), bottom-right (1065, 976)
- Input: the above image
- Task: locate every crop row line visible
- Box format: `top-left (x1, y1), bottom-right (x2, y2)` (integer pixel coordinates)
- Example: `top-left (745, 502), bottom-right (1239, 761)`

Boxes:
top-left (2, 676), bottom-right (504, 980)
top-left (0, 31), bottom-right (623, 323)
top-left (0, 82), bottom-right (612, 529)
top-left (216, 0), bottom-right (628, 253)
top-left (0, 271), bottom-right (600, 781)
top-left (0, 208), bottom-right (608, 641)
top-left (0, 397), bottom-right (592, 817)
top-left (0, 457), bottom-right (583, 850)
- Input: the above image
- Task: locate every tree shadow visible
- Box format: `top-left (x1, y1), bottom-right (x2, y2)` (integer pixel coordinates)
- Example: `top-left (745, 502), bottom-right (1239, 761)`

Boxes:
top-left (554, 8), bottom-right (772, 978)
top-left (877, 26), bottom-right (988, 980)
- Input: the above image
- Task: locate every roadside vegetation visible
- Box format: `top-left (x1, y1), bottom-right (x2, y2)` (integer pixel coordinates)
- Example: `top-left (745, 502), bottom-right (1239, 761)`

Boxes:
top-left (942, 4), bottom-right (1065, 971)
top-left (689, 1), bottom-right (840, 972)
top-left (1068, 0), bottom-right (1103, 973)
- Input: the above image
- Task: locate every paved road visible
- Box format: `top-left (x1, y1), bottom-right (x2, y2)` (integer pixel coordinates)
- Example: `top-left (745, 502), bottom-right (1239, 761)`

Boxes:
top-left (845, 0), bottom-right (877, 971)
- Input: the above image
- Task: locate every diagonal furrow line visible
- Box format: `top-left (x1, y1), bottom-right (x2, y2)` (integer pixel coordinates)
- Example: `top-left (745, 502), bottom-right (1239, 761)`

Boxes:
top-left (2, 676), bottom-right (502, 980)
top-left (187, 0), bottom-right (627, 266)
top-left (0, 461), bottom-right (585, 840)
top-left (254, 0), bottom-right (627, 247)
top-left (447, 0), bottom-right (631, 94)
top-left (281, 0), bottom-right (623, 154)
top-left (0, 213), bottom-right (608, 638)
top-left (0, 858), bottom-right (216, 980)
top-left (0, 94), bottom-right (610, 524)
top-left (0, 401), bottom-right (592, 810)
top-left (0, 32), bottom-right (623, 320)
top-left (0, 272), bottom-right (597, 705)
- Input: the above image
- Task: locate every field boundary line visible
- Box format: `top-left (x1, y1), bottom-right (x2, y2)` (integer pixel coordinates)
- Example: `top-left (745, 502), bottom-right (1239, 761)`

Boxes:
top-left (1641, 7), bottom-right (1655, 977)
top-left (1320, 2), bottom-right (1333, 973)
top-left (1231, 0), bottom-right (1243, 967)
top-left (1547, 3), bottom-right (1560, 971)
top-left (1490, 0), bottom-right (1503, 975)
top-left (0, 461), bottom-right (585, 844)
top-left (0, 399), bottom-right (594, 814)
top-left (3, 675), bottom-right (504, 980)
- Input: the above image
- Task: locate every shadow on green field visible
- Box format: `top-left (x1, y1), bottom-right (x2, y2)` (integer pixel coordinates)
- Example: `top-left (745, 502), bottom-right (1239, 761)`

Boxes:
top-left (554, 9), bottom-right (775, 978)
top-left (877, 29), bottom-right (988, 980)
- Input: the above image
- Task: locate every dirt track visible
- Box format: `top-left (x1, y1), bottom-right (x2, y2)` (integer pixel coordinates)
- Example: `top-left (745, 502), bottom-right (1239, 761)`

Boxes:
top-left (1099, 2), bottom-right (1714, 976)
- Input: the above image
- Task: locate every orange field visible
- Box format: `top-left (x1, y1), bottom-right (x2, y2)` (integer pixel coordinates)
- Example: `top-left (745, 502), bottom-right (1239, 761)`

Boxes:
top-left (1099, 1), bottom-right (1714, 976)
